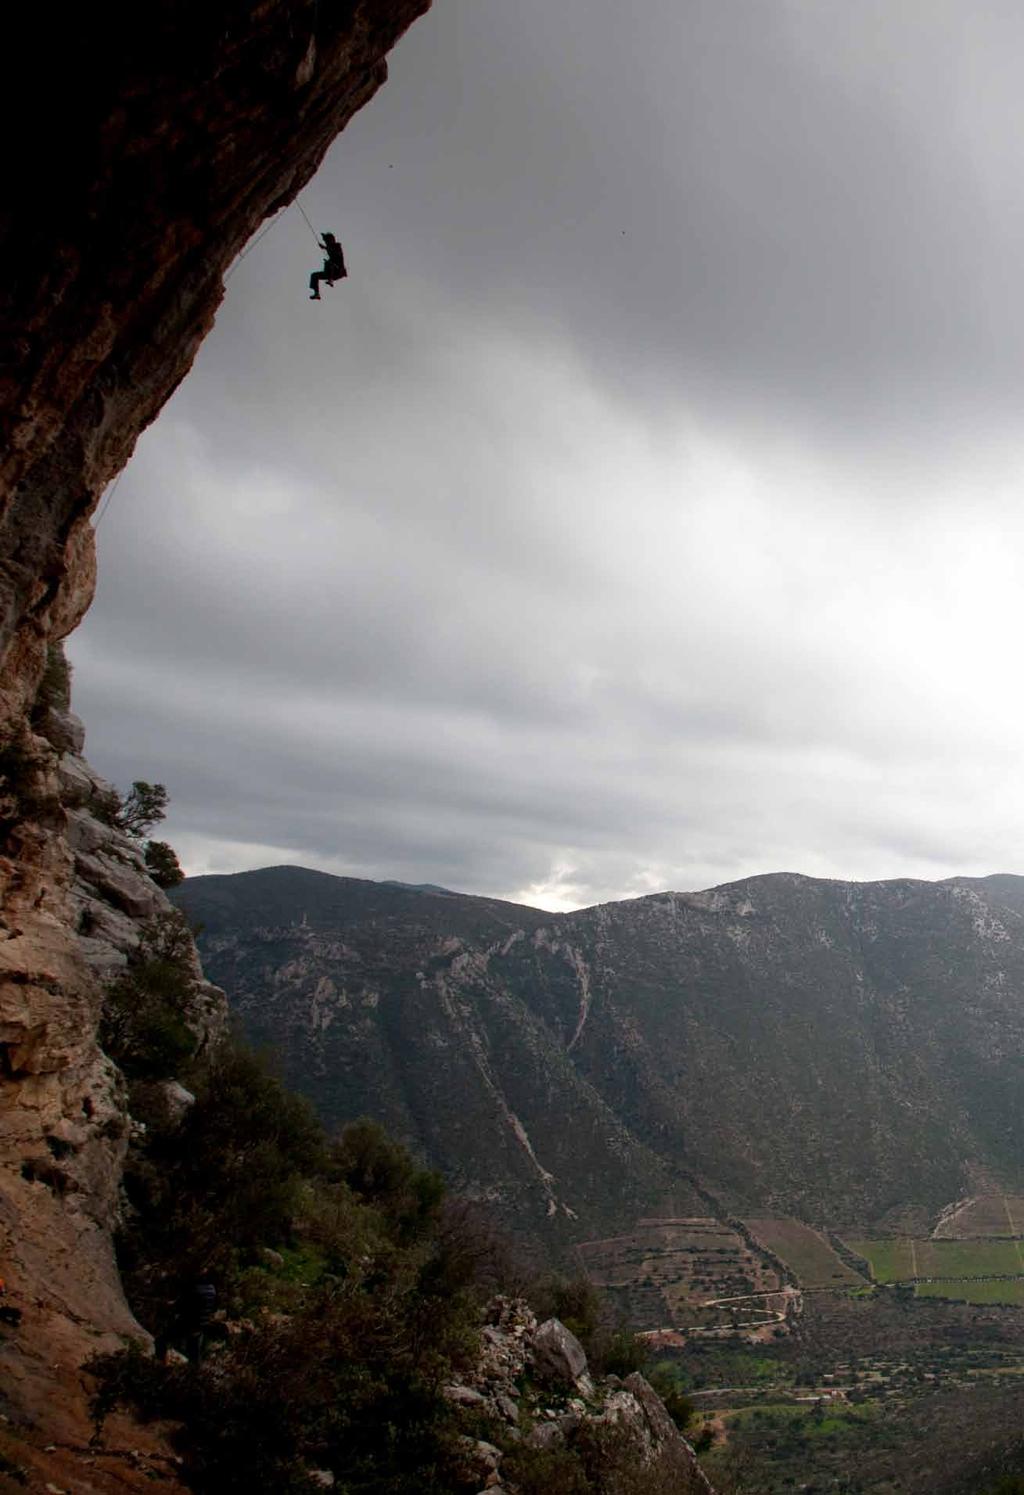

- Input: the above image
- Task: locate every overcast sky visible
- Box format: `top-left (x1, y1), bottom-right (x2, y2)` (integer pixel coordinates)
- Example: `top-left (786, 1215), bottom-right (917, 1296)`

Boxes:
top-left (70, 0), bottom-right (1024, 911)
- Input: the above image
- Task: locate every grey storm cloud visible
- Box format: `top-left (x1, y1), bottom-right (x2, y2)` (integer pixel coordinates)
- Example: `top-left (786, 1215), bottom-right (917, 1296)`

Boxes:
top-left (69, 0), bottom-right (1024, 910)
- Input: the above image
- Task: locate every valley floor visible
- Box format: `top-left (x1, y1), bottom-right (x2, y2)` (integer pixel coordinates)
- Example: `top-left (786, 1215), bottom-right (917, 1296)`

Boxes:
top-left (578, 1197), bottom-right (1024, 1492)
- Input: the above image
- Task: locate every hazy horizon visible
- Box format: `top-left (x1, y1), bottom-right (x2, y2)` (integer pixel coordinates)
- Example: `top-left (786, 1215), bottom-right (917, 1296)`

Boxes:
top-left (177, 858), bottom-right (1024, 915)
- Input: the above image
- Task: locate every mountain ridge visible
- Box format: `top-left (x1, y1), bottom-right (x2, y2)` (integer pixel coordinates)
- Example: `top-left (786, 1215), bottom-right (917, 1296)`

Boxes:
top-left (174, 864), bottom-right (1024, 1250)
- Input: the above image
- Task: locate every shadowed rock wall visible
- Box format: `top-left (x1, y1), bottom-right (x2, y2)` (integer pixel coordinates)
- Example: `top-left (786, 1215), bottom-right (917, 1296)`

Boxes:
top-left (0, 1), bottom-right (430, 1478)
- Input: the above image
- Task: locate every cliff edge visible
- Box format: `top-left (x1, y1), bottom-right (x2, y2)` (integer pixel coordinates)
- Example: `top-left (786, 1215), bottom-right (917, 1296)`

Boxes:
top-left (0, 2), bottom-right (429, 1483)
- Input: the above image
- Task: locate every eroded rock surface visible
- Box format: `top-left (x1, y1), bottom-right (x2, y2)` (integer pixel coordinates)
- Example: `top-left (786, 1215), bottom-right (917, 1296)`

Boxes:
top-left (0, 680), bottom-right (226, 1489)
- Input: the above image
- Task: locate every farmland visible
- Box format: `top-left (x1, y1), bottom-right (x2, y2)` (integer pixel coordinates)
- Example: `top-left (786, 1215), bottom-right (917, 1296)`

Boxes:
top-left (847, 1237), bottom-right (917, 1282)
top-left (578, 1217), bottom-right (784, 1333)
top-left (671, 1287), bottom-right (1024, 1492)
top-left (914, 1278), bottom-right (1024, 1306)
top-left (846, 1237), bottom-right (1024, 1282)
top-left (746, 1216), bottom-right (865, 1288)
top-left (581, 1204), bottom-right (1024, 1488)
top-left (932, 1194), bottom-right (1024, 1239)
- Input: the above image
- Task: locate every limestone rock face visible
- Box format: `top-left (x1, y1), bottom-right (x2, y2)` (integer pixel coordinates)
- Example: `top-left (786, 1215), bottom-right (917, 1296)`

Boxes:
top-left (0, 690), bottom-right (227, 1486)
top-left (0, 1), bottom-right (432, 1474)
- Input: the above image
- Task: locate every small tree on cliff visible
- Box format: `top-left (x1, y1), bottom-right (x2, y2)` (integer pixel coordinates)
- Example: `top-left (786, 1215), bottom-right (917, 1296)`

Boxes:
top-left (111, 781), bottom-right (185, 888)
top-left (117, 780), bottom-right (170, 838)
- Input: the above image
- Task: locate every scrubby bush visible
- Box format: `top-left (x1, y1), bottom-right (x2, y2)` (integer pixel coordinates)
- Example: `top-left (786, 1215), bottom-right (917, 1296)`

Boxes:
top-left (501, 1441), bottom-right (593, 1495)
top-left (33, 641), bottom-right (72, 716)
top-left (99, 911), bottom-right (197, 1081)
top-left (92, 1282), bottom-right (471, 1495)
top-left (93, 913), bottom-right (485, 1495)
top-left (144, 839), bottom-right (184, 888)
top-left (90, 908), bottom-right (682, 1493)
top-left (647, 1364), bottom-right (697, 1431)
top-left (117, 1040), bottom-right (328, 1331)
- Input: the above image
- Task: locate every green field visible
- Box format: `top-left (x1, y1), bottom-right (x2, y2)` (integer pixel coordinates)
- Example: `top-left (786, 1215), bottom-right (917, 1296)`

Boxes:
top-left (745, 1218), bottom-right (865, 1289)
top-left (915, 1278), bottom-right (1024, 1306)
top-left (847, 1238), bottom-right (916, 1282)
top-left (847, 1237), bottom-right (1024, 1282)
top-left (721, 1401), bottom-right (879, 1443)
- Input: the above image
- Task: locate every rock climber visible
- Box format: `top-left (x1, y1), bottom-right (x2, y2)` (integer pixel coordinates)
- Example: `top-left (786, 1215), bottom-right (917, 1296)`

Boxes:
top-left (309, 232), bottom-right (347, 300)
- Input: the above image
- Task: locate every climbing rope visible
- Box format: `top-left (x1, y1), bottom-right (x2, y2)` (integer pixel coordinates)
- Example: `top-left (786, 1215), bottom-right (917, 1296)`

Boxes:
top-left (295, 196), bottom-right (321, 246)
top-left (223, 194), bottom-right (322, 283)
top-left (95, 199), bottom-right (329, 536)
top-left (224, 203), bottom-right (291, 281)
top-left (92, 469), bottom-right (123, 529)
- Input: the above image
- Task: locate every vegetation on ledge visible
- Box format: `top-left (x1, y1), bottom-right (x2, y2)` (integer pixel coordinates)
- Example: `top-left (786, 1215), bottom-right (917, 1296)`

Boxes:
top-left (91, 925), bottom-right (672, 1493)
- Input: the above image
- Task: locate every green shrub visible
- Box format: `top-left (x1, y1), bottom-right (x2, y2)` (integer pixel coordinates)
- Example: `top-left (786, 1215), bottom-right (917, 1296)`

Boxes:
top-left (33, 641), bottom-right (72, 715)
top-left (647, 1365), bottom-right (696, 1431)
top-left (599, 1326), bottom-right (649, 1379)
top-left (92, 1303), bottom-right (469, 1495)
top-left (92, 1061), bottom-right (485, 1493)
top-left (117, 1040), bottom-right (329, 1333)
top-left (99, 912), bottom-right (197, 1080)
top-left (531, 1274), bottom-right (601, 1346)
top-left (501, 1441), bottom-right (593, 1495)
top-left (144, 839), bottom-right (185, 888)
top-left (331, 1119), bottom-right (444, 1245)
top-left (530, 1273), bottom-right (649, 1377)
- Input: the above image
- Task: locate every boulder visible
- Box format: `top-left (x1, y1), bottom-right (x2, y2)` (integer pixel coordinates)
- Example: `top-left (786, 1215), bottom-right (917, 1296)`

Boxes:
top-left (35, 707), bottom-right (85, 757)
top-left (494, 1390), bottom-right (519, 1423)
top-left (526, 1422), bottom-right (564, 1452)
top-left (154, 1080), bottom-right (196, 1125)
top-left (443, 1384), bottom-right (488, 1408)
top-left (475, 1441), bottom-right (501, 1470)
top-left (74, 850), bottom-right (162, 920)
top-left (531, 1317), bottom-right (588, 1386)
top-left (64, 807), bottom-right (112, 856)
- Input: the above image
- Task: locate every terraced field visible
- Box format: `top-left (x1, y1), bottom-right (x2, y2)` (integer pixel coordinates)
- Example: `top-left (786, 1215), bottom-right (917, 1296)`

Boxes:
top-left (745, 1217), bottom-right (865, 1289)
top-left (932, 1194), bottom-right (1024, 1239)
top-left (578, 1217), bottom-right (783, 1333)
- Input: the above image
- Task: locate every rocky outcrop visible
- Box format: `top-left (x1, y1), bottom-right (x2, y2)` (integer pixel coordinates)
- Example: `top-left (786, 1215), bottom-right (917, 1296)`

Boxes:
top-left (444, 1298), bottom-right (714, 1494)
top-left (0, 0), bottom-right (431, 1471)
top-left (0, 670), bottom-right (226, 1489)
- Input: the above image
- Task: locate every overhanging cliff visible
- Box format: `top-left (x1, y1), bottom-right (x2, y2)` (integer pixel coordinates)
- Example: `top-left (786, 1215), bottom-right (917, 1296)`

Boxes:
top-left (0, 2), bottom-right (430, 1482)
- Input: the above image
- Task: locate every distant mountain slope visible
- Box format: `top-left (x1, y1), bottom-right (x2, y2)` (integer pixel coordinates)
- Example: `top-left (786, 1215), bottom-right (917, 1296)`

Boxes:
top-left (173, 866), bottom-right (696, 1249)
top-left (174, 867), bottom-right (1024, 1242)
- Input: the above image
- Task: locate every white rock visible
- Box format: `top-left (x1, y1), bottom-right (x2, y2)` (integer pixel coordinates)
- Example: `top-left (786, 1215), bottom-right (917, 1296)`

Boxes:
top-left (531, 1317), bottom-right (588, 1386)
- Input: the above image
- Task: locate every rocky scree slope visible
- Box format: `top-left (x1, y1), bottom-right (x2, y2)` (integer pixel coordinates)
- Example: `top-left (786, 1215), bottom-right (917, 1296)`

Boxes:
top-left (0, 0), bottom-right (430, 1477)
top-left (176, 866), bottom-right (1024, 1242)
